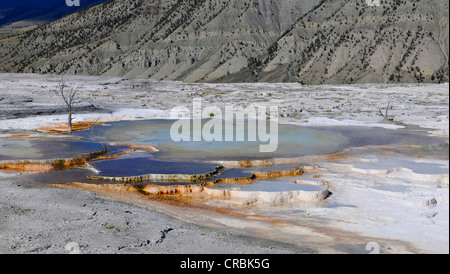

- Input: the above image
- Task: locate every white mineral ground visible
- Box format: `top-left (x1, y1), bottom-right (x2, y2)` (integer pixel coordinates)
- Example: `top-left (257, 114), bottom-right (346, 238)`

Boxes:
top-left (0, 73), bottom-right (448, 254)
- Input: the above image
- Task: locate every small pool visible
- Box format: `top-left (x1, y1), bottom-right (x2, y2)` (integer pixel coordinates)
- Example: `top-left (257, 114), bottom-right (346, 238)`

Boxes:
top-left (240, 181), bottom-right (325, 193)
top-left (354, 157), bottom-right (449, 175)
top-left (90, 157), bottom-right (221, 177)
top-left (0, 137), bottom-right (105, 161)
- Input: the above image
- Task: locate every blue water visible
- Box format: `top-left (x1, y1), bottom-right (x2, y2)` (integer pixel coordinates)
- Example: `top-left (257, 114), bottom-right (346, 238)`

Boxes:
top-left (3, 119), bottom-right (446, 184)
top-left (241, 181), bottom-right (325, 192)
top-left (0, 137), bottom-right (105, 160)
top-left (77, 120), bottom-right (444, 162)
top-left (355, 158), bottom-right (448, 174)
top-left (90, 158), bottom-right (220, 177)
top-left (211, 180), bottom-right (325, 192)
top-left (215, 168), bottom-right (254, 179)
top-left (78, 120), bottom-right (348, 161)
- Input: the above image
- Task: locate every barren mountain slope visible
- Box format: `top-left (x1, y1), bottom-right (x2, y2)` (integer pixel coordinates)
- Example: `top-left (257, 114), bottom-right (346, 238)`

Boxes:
top-left (0, 0), bottom-right (319, 82)
top-left (0, 0), bottom-right (447, 84)
top-left (256, 0), bottom-right (449, 84)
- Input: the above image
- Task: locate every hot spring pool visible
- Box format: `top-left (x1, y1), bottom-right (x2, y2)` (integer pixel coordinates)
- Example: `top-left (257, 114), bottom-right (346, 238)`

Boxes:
top-left (76, 119), bottom-right (443, 161)
top-left (2, 119), bottom-right (446, 183)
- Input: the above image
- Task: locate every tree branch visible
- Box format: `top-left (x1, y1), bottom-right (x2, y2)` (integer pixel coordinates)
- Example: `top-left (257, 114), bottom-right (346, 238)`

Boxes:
top-left (379, 101), bottom-right (392, 121)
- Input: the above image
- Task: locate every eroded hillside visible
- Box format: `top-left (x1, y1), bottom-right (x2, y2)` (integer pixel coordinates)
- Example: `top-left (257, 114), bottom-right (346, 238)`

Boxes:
top-left (0, 0), bottom-right (448, 84)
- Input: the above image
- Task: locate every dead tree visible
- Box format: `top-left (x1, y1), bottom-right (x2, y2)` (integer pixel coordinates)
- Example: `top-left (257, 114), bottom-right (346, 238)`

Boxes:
top-left (89, 117), bottom-right (101, 137)
top-left (57, 76), bottom-right (79, 134)
top-left (378, 101), bottom-right (393, 121)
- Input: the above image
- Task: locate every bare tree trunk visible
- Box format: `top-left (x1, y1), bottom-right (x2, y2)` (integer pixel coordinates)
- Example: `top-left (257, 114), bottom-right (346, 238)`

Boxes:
top-left (378, 101), bottom-right (392, 121)
top-left (57, 76), bottom-right (78, 134)
top-left (68, 111), bottom-right (73, 134)
top-left (90, 118), bottom-right (100, 137)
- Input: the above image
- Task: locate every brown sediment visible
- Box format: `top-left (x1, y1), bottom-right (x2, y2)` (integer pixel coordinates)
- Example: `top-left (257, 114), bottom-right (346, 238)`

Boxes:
top-left (214, 175), bottom-right (256, 185)
top-left (143, 184), bottom-right (204, 195)
top-left (214, 157), bottom-right (312, 169)
top-left (215, 158), bottom-right (299, 168)
top-left (49, 182), bottom-right (135, 194)
top-left (235, 159), bottom-right (275, 168)
top-left (0, 163), bottom-right (54, 172)
top-left (48, 181), bottom-right (241, 212)
top-left (36, 121), bottom-right (107, 134)
top-left (213, 159), bottom-right (276, 168)
top-left (8, 134), bottom-right (31, 137)
top-left (324, 153), bottom-right (350, 160)
top-left (0, 158), bottom-right (88, 172)
top-left (110, 143), bottom-right (160, 152)
top-left (86, 164), bottom-right (308, 185)
top-left (47, 181), bottom-right (419, 254)
top-left (308, 152), bottom-right (350, 161)
top-left (43, 162), bottom-right (325, 204)
top-left (252, 167), bottom-right (304, 179)
top-left (0, 158), bottom-right (85, 171)
top-left (80, 164), bottom-right (328, 204)
top-left (61, 165), bottom-right (309, 197)
top-left (0, 146), bottom-right (107, 172)
top-left (87, 165), bottom-right (223, 183)
top-left (96, 149), bottom-right (137, 160)
top-left (49, 182), bottom-right (205, 202)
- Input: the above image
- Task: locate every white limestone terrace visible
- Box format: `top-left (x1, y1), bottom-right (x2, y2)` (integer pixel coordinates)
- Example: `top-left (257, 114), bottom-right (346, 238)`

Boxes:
top-left (0, 73), bottom-right (448, 254)
top-left (0, 73), bottom-right (448, 137)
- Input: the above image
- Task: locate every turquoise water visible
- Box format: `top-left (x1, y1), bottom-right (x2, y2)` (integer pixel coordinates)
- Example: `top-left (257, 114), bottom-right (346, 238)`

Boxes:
top-left (73, 119), bottom-right (444, 180)
top-left (79, 120), bottom-right (348, 161)
top-left (76, 119), bottom-right (444, 162)
top-left (3, 119), bottom-right (445, 184)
